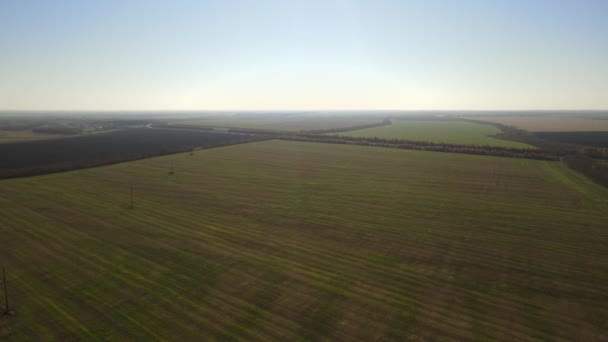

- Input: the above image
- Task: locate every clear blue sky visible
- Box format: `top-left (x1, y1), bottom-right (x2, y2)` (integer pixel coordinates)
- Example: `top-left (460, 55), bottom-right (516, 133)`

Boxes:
top-left (1, 0), bottom-right (606, 110)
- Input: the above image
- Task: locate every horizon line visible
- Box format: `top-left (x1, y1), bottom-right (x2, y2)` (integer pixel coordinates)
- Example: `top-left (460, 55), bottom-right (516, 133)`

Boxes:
top-left (1, 109), bottom-right (607, 113)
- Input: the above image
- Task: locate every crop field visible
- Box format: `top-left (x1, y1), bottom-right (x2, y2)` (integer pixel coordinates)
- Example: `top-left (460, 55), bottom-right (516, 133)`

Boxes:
top-left (0, 128), bottom-right (259, 178)
top-left (172, 116), bottom-right (382, 132)
top-left (469, 116), bottom-right (608, 132)
top-left (1, 140), bottom-right (607, 340)
top-left (0, 130), bottom-right (65, 143)
top-left (334, 120), bottom-right (532, 148)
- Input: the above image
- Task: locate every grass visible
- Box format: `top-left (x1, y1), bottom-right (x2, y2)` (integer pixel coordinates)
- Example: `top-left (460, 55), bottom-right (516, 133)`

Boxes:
top-left (1, 140), bottom-right (608, 340)
top-left (334, 120), bottom-right (533, 148)
top-left (172, 116), bottom-right (381, 132)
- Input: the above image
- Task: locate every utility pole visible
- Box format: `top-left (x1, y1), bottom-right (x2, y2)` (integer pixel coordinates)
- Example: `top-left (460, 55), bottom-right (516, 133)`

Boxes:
top-left (2, 267), bottom-right (8, 315)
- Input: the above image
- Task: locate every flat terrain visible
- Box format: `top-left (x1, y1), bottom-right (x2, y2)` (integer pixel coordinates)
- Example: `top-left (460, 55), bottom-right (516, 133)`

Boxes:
top-left (0, 130), bottom-right (65, 143)
top-left (469, 116), bottom-right (608, 132)
top-left (335, 120), bottom-right (532, 148)
top-left (1, 140), bottom-right (607, 340)
top-left (173, 116), bottom-right (382, 132)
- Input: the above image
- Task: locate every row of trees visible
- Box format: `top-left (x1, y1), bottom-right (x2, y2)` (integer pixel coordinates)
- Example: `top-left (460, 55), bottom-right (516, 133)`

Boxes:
top-left (562, 155), bottom-right (608, 187)
top-left (159, 123), bottom-right (288, 136)
top-left (32, 126), bottom-right (83, 135)
top-left (578, 147), bottom-right (608, 159)
top-left (464, 119), bottom-right (608, 187)
top-left (0, 117), bottom-right (150, 134)
top-left (303, 118), bottom-right (392, 134)
top-left (153, 123), bottom-right (218, 131)
top-left (279, 134), bottom-right (558, 160)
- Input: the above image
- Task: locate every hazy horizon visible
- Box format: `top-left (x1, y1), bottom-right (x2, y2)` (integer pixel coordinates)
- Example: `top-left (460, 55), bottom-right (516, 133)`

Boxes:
top-left (1, 0), bottom-right (607, 111)
top-left (2, 109), bottom-right (608, 119)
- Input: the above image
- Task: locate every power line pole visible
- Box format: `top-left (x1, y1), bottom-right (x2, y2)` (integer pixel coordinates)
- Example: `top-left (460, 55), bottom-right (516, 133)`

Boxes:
top-left (130, 184), bottom-right (134, 209)
top-left (2, 267), bottom-right (8, 315)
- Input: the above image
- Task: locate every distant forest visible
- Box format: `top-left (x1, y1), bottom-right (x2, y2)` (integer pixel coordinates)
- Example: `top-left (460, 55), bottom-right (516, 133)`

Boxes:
top-left (535, 131), bottom-right (608, 148)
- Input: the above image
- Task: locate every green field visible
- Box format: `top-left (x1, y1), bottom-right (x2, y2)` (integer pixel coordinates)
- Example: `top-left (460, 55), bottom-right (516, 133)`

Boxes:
top-left (335, 120), bottom-right (533, 148)
top-left (173, 116), bottom-right (381, 132)
top-left (1, 140), bottom-right (607, 340)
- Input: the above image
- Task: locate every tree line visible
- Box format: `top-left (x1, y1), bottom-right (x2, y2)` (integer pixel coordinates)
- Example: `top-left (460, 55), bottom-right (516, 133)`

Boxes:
top-left (562, 155), bottom-right (608, 187)
top-left (463, 119), bottom-right (608, 187)
top-left (278, 134), bottom-right (558, 160)
top-left (303, 118), bottom-right (392, 134)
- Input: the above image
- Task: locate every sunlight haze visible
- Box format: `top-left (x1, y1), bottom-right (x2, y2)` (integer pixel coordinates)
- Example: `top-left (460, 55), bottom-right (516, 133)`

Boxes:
top-left (1, 0), bottom-right (607, 110)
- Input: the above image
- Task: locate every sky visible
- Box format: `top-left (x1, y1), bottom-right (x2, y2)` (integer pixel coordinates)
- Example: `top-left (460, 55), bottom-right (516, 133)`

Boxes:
top-left (0, 0), bottom-right (607, 111)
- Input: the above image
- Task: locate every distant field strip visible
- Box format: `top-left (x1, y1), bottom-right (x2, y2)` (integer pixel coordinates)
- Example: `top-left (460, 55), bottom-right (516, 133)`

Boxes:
top-left (0, 130), bottom-right (65, 143)
top-left (1, 141), bottom-right (608, 340)
top-left (469, 116), bottom-right (608, 132)
top-left (334, 120), bottom-right (533, 148)
top-left (173, 116), bottom-right (382, 132)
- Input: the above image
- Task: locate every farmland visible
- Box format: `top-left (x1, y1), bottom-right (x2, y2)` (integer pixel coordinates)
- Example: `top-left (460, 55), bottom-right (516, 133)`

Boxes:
top-left (1, 140), bottom-right (607, 340)
top-left (172, 115), bottom-right (384, 132)
top-left (469, 116), bottom-right (608, 132)
top-left (0, 128), bottom-right (261, 178)
top-left (334, 120), bottom-right (533, 148)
